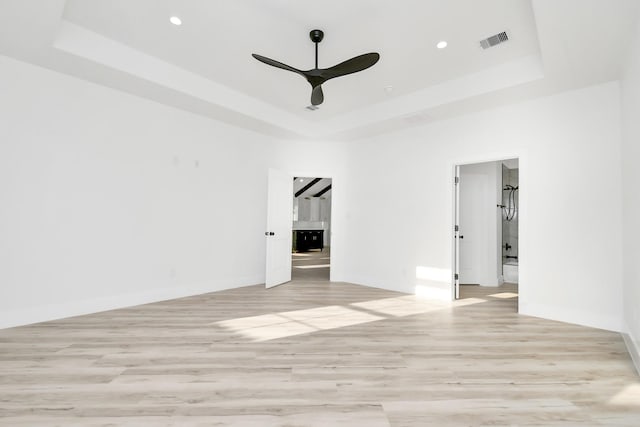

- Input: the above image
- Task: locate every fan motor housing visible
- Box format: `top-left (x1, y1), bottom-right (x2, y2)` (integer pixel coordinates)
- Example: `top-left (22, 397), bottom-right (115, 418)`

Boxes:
top-left (309, 29), bottom-right (324, 43)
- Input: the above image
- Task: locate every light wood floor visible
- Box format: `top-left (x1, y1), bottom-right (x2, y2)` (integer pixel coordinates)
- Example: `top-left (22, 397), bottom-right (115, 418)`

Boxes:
top-left (459, 282), bottom-right (519, 299)
top-left (291, 247), bottom-right (330, 282)
top-left (1, 275), bottom-right (638, 426)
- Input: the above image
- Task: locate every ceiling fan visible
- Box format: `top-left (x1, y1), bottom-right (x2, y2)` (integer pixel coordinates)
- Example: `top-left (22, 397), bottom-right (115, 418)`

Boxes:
top-left (252, 29), bottom-right (380, 107)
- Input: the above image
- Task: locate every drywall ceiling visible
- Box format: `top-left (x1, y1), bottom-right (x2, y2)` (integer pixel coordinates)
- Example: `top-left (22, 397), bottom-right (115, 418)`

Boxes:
top-left (61, 0), bottom-right (540, 119)
top-left (502, 159), bottom-right (520, 169)
top-left (0, 0), bottom-right (638, 139)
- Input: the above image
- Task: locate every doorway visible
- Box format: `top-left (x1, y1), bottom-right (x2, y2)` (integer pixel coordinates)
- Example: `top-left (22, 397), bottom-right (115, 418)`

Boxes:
top-left (291, 177), bottom-right (332, 282)
top-left (453, 158), bottom-right (519, 300)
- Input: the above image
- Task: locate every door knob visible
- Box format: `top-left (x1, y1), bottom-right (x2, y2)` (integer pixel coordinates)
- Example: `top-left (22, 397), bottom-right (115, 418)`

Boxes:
top-left (270, 232), bottom-right (275, 236)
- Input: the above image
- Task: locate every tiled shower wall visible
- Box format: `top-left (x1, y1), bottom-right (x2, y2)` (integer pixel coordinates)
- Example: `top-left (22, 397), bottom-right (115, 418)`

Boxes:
top-left (501, 165), bottom-right (519, 261)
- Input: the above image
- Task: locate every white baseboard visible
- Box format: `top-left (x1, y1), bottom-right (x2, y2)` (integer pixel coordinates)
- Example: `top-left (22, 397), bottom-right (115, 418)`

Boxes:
top-left (341, 274), bottom-right (454, 300)
top-left (622, 327), bottom-right (640, 376)
top-left (519, 302), bottom-right (624, 333)
top-left (341, 275), bottom-right (415, 295)
top-left (0, 276), bottom-right (263, 330)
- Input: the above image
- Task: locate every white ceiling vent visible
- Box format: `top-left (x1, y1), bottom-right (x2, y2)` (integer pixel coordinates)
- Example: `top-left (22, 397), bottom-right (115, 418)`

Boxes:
top-left (480, 31), bottom-right (509, 49)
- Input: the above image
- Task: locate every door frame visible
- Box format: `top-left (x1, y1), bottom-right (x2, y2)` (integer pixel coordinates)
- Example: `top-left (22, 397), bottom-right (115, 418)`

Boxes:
top-left (451, 155), bottom-right (521, 302)
top-left (274, 170), bottom-right (338, 283)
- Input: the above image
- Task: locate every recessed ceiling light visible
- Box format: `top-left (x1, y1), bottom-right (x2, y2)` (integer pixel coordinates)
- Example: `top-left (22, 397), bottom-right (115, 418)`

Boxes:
top-left (436, 41), bottom-right (448, 49)
top-left (169, 16), bottom-right (182, 26)
top-left (299, 179), bottom-right (304, 182)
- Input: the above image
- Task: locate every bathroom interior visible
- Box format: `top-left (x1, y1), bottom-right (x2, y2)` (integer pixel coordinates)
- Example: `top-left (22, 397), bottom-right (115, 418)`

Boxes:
top-left (501, 162), bottom-right (519, 283)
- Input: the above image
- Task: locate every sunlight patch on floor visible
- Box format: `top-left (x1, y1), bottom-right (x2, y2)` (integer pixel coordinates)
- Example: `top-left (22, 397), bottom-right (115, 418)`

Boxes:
top-left (607, 383), bottom-right (640, 406)
top-left (452, 297), bottom-right (487, 306)
top-left (489, 292), bottom-right (519, 299)
top-left (375, 303), bottom-right (450, 317)
top-left (280, 305), bottom-right (353, 320)
top-left (216, 313), bottom-right (289, 329)
top-left (238, 320), bottom-right (318, 341)
top-left (215, 293), bottom-right (490, 342)
top-left (414, 284), bottom-right (451, 301)
top-left (352, 296), bottom-right (414, 310)
top-left (352, 296), bottom-right (451, 317)
top-left (304, 311), bottom-right (383, 330)
top-left (294, 264), bottom-right (330, 269)
top-left (215, 305), bottom-right (383, 342)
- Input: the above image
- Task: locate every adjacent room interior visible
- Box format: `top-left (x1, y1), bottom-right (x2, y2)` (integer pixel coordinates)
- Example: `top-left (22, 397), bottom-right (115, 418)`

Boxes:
top-left (456, 158), bottom-right (519, 302)
top-left (292, 177), bottom-right (332, 282)
top-left (1, 0), bottom-right (640, 425)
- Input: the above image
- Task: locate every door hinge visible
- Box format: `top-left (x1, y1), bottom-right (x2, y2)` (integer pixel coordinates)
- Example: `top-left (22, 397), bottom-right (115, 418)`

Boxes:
top-left (455, 225), bottom-right (459, 232)
top-left (454, 273), bottom-right (459, 280)
top-left (455, 176), bottom-right (459, 184)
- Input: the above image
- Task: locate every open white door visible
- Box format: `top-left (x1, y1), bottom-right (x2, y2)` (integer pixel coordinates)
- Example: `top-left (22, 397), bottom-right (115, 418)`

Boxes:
top-left (459, 171), bottom-right (490, 285)
top-left (265, 169), bottom-right (293, 288)
top-left (453, 166), bottom-right (460, 299)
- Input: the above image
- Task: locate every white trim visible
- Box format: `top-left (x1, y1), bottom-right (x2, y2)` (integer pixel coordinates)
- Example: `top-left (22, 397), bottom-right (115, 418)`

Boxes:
top-left (0, 276), bottom-right (262, 330)
top-left (520, 302), bottom-right (624, 333)
top-left (622, 326), bottom-right (640, 376)
top-left (343, 274), bottom-right (416, 295)
top-left (452, 164), bottom-right (459, 300)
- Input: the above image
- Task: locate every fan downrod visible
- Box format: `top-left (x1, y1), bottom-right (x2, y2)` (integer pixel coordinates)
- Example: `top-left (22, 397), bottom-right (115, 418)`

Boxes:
top-left (309, 29), bottom-right (324, 43)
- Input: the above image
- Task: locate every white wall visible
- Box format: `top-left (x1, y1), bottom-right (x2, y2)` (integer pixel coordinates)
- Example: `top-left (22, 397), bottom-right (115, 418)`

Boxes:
top-left (621, 18), bottom-right (640, 366)
top-left (319, 193), bottom-right (332, 247)
top-left (297, 196), bottom-right (332, 223)
top-left (342, 81), bottom-right (624, 332)
top-left (0, 55), bottom-right (352, 329)
top-left (0, 51), bottom-right (629, 339)
top-left (0, 55), bottom-right (279, 328)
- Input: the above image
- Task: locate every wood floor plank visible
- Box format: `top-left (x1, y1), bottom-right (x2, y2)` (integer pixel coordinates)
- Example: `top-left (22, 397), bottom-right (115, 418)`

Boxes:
top-left (1, 255), bottom-right (638, 425)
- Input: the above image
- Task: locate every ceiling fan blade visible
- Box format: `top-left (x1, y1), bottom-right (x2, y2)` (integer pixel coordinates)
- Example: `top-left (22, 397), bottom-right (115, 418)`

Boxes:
top-left (311, 85), bottom-right (324, 105)
top-left (321, 52), bottom-right (380, 80)
top-left (251, 54), bottom-right (303, 76)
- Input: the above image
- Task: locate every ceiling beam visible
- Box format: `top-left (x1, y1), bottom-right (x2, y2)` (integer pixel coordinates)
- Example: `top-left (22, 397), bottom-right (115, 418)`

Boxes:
top-left (295, 178), bottom-right (322, 198)
top-left (313, 184), bottom-right (332, 197)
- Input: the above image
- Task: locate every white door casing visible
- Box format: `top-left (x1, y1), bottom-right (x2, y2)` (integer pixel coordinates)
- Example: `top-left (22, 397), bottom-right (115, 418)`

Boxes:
top-left (454, 165), bottom-right (460, 299)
